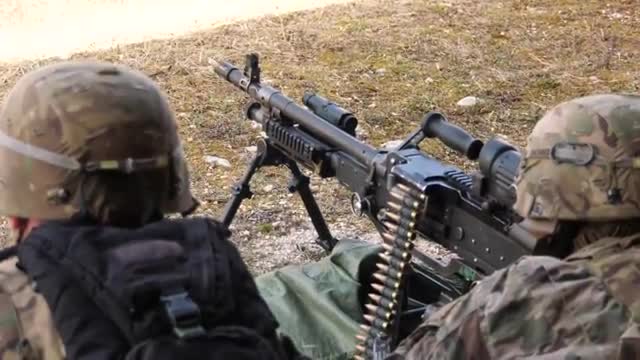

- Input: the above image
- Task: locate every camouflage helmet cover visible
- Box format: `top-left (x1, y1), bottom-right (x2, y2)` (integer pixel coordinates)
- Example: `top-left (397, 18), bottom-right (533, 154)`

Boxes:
top-left (514, 93), bottom-right (640, 221)
top-left (0, 61), bottom-right (198, 220)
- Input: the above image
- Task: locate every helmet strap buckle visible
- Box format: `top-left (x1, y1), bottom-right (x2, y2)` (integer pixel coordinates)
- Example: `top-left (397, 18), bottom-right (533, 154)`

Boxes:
top-left (124, 158), bottom-right (134, 174)
top-left (46, 188), bottom-right (71, 205)
top-left (607, 188), bottom-right (622, 204)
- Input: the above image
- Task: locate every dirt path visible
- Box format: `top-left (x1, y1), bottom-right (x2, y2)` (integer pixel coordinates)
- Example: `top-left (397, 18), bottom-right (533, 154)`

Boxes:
top-left (0, 0), bottom-right (354, 62)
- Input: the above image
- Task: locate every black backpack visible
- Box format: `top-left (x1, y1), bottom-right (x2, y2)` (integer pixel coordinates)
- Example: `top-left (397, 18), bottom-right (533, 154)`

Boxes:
top-left (16, 216), bottom-right (304, 360)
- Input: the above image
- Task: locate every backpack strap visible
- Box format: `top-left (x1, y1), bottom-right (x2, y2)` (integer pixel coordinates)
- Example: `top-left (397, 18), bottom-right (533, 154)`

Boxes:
top-left (0, 292), bottom-right (38, 360)
top-left (160, 219), bottom-right (209, 340)
top-left (0, 258), bottom-right (47, 360)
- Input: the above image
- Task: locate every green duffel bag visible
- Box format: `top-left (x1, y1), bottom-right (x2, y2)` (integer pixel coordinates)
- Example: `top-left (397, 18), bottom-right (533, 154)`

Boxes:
top-left (256, 239), bottom-right (383, 360)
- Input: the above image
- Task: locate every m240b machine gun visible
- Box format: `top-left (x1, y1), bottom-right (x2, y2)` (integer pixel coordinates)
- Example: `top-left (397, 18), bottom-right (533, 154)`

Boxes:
top-left (214, 54), bottom-right (541, 359)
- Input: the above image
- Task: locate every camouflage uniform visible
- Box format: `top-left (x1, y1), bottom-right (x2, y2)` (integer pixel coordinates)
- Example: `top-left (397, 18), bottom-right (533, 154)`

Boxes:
top-left (0, 257), bottom-right (65, 360)
top-left (391, 94), bottom-right (640, 359)
top-left (0, 61), bottom-right (198, 359)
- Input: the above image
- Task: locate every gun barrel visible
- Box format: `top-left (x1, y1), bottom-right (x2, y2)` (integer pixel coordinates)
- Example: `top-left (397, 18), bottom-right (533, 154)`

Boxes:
top-left (214, 61), bottom-right (243, 87)
top-left (214, 61), bottom-right (378, 165)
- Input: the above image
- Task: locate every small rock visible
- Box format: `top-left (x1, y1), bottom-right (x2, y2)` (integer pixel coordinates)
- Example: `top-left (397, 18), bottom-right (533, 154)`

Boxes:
top-left (589, 76), bottom-right (601, 83)
top-left (250, 121), bottom-right (261, 129)
top-left (245, 146), bottom-right (258, 153)
top-left (609, 12), bottom-right (623, 19)
top-left (457, 96), bottom-right (481, 107)
top-left (425, 77), bottom-right (434, 83)
top-left (382, 139), bottom-right (403, 149)
top-left (263, 184), bottom-right (275, 192)
top-left (375, 68), bottom-right (387, 75)
top-left (356, 127), bottom-right (369, 139)
top-left (368, 103), bottom-right (377, 108)
top-left (204, 156), bottom-right (231, 168)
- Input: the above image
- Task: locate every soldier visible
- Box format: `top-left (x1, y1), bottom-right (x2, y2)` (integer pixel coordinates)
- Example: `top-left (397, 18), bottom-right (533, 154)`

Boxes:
top-left (390, 93), bottom-right (640, 359)
top-left (255, 93), bottom-right (640, 360)
top-left (0, 61), bottom-right (304, 359)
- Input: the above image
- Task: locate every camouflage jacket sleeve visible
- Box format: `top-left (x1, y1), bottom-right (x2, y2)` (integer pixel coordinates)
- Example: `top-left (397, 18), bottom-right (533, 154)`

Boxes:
top-left (0, 257), bottom-right (65, 360)
top-left (391, 254), bottom-right (632, 360)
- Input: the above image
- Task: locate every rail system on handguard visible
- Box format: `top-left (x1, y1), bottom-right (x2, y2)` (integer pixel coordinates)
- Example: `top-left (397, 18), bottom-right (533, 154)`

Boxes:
top-left (213, 53), bottom-right (541, 359)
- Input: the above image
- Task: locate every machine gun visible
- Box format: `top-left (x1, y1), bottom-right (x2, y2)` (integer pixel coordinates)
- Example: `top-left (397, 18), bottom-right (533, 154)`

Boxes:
top-left (214, 53), bottom-right (541, 359)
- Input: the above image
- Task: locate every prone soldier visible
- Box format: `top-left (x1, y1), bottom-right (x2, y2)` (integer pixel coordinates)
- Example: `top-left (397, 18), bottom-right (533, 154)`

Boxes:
top-left (391, 93), bottom-right (640, 359)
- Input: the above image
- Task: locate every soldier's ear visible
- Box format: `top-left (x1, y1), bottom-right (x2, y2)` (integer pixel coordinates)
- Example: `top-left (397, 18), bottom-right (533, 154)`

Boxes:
top-left (7, 217), bottom-right (43, 245)
top-left (7, 216), bottom-right (28, 231)
top-left (6, 216), bottom-right (29, 246)
top-left (8, 216), bottom-right (41, 236)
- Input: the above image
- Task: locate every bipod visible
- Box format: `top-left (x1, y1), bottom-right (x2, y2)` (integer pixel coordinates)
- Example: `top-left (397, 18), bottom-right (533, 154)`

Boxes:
top-left (221, 139), bottom-right (337, 252)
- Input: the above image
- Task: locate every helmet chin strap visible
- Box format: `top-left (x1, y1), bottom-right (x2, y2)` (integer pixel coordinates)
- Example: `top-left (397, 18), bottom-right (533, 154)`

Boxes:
top-left (75, 172), bottom-right (93, 221)
top-left (69, 171), bottom-right (123, 225)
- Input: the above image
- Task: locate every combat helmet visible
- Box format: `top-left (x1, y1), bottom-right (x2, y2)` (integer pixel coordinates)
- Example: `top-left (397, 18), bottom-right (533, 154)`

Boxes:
top-left (514, 93), bottom-right (640, 221)
top-left (0, 61), bottom-right (198, 225)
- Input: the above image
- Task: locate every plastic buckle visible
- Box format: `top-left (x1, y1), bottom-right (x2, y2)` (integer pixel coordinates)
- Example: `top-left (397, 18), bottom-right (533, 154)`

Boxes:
top-left (123, 158), bottom-right (135, 173)
top-left (161, 292), bottom-right (206, 340)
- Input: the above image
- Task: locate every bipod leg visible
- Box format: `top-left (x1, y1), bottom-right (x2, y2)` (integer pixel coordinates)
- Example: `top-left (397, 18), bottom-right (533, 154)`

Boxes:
top-left (221, 152), bottom-right (262, 228)
top-left (285, 159), bottom-right (337, 252)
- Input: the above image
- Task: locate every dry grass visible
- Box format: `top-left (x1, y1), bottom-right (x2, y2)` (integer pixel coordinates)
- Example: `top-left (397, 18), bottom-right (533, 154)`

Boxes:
top-left (1, 0), bottom-right (638, 274)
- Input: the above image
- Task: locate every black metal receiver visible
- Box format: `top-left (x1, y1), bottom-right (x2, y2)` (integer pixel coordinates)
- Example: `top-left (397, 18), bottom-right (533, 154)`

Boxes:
top-left (214, 54), bottom-right (538, 359)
